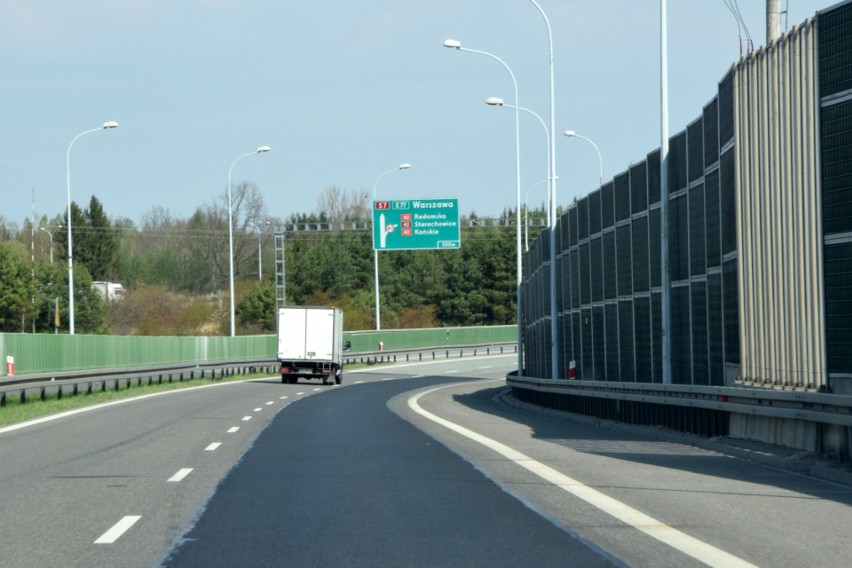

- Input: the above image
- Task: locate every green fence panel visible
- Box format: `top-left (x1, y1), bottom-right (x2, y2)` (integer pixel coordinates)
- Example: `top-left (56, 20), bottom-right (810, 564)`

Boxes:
top-left (342, 325), bottom-right (516, 353)
top-left (0, 333), bottom-right (276, 377)
top-left (0, 327), bottom-right (513, 377)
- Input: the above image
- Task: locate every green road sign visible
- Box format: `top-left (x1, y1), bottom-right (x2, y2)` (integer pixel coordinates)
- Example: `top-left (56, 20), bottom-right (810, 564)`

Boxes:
top-left (372, 198), bottom-right (461, 251)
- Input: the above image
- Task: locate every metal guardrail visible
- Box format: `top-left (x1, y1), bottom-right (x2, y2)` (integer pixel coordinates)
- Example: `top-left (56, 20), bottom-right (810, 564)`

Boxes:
top-left (0, 359), bottom-right (277, 407)
top-left (0, 343), bottom-right (518, 407)
top-left (506, 374), bottom-right (852, 462)
top-left (344, 343), bottom-right (517, 366)
top-left (506, 375), bottom-right (852, 428)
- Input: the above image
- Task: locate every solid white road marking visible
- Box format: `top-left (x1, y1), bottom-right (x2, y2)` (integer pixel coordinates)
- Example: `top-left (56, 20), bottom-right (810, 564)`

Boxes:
top-left (227, 427), bottom-right (239, 433)
top-left (0, 378), bottom-right (263, 435)
top-left (168, 468), bottom-right (193, 482)
top-left (408, 383), bottom-right (757, 568)
top-left (205, 443), bottom-right (221, 451)
top-left (94, 516), bottom-right (141, 544)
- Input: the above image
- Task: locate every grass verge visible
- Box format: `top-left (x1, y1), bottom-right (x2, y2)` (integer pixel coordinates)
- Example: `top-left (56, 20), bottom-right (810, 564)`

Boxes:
top-left (0, 373), bottom-right (269, 428)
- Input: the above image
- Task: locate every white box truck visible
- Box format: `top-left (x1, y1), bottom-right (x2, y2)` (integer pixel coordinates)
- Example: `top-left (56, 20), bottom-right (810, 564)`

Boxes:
top-left (277, 306), bottom-right (344, 385)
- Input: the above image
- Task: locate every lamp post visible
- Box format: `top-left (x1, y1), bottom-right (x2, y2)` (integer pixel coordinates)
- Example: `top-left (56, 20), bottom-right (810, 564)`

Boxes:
top-left (373, 163), bottom-right (411, 331)
top-left (228, 146), bottom-right (271, 337)
top-left (40, 227), bottom-right (54, 264)
top-left (66, 121), bottom-right (119, 335)
top-left (248, 221), bottom-right (263, 281)
top-left (486, 96), bottom-right (551, 251)
top-left (527, 0), bottom-right (559, 379)
top-left (563, 130), bottom-right (603, 186)
top-left (444, 39), bottom-right (524, 377)
top-left (661, 0), bottom-right (672, 384)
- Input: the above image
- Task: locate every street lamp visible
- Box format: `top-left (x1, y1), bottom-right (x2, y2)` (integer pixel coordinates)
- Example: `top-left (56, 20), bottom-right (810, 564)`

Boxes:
top-left (66, 121), bottom-right (119, 335)
top-left (563, 130), bottom-right (603, 186)
top-left (227, 145), bottom-right (271, 337)
top-left (486, 96), bottom-right (552, 250)
top-left (527, 0), bottom-right (559, 379)
top-left (373, 163), bottom-right (411, 331)
top-left (40, 227), bottom-right (54, 264)
top-left (444, 39), bottom-right (524, 377)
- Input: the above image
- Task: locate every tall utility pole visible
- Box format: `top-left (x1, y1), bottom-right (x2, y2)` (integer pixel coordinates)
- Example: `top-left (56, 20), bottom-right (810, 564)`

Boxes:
top-left (661, 0), bottom-right (672, 385)
top-left (766, 0), bottom-right (781, 43)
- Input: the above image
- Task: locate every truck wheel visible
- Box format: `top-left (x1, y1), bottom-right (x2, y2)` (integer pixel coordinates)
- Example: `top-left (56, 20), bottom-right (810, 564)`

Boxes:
top-left (335, 368), bottom-right (342, 385)
top-left (281, 374), bottom-right (287, 384)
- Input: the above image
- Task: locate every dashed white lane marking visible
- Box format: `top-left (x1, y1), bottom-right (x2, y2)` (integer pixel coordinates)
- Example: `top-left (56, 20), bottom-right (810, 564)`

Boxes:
top-left (253, 408), bottom-right (263, 412)
top-left (408, 383), bottom-right (757, 568)
top-left (94, 516), bottom-right (141, 544)
top-left (280, 396), bottom-right (289, 400)
top-left (356, 380), bottom-right (366, 384)
top-left (205, 443), bottom-right (221, 451)
top-left (168, 468), bottom-right (193, 482)
top-left (313, 388), bottom-right (322, 392)
top-left (227, 427), bottom-right (239, 433)
top-left (241, 416), bottom-right (252, 421)
top-left (446, 370), bottom-right (459, 374)
top-left (266, 401), bottom-right (274, 405)
top-left (479, 366), bottom-right (493, 369)
top-left (296, 392), bottom-right (305, 396)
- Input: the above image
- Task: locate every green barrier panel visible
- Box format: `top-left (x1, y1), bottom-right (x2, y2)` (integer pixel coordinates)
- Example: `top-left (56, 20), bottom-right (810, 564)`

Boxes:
top-left (342, 325), bottom-right (516, 353)
top-left (0, 326), bottom-right (515, 377)
top-left (0, 333), bottom-right (275, 376)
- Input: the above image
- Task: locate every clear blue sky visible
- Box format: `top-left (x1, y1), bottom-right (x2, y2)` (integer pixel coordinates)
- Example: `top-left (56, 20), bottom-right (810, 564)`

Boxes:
top-left (1, 0), bottom-right (831, 230)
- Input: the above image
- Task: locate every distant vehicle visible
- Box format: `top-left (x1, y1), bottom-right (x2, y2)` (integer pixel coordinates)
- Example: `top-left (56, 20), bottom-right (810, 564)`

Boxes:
top-left (276, 306), bottom-right (344, 385)
top-left (92, 281), bottom-right (124, 302)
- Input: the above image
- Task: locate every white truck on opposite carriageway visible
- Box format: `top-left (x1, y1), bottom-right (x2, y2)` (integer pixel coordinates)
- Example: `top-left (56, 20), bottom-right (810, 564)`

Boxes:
top-left (276, 306), bottom-right (344, 385)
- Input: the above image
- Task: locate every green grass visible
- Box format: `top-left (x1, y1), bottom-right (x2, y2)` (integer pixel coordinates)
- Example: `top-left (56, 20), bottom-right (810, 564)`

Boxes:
top-left (0, 373), bottom-right (270, 428)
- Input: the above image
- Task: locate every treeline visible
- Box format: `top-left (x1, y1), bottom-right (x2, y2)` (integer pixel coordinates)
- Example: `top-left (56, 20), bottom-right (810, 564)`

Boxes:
top-left (0, 185), bottom-right (547, 335)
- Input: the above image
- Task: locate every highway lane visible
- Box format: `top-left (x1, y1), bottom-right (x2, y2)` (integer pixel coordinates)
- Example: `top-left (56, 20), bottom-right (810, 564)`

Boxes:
top-left (160, 357), bottom-right (615, 568)
top-left (2, 354), bottom-right (852, 567)
top-left (0, 378), bottom-right (325, 568)
top-left (393, 367), bottom-right (852, 568)
top-left (163, 355), bottom-right (852, 568)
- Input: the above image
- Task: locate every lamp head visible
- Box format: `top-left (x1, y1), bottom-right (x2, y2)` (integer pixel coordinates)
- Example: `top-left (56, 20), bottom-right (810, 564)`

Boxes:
top-left (399, 163), bottom-right (411, 170)
top-left (485, 97), bottom-right (505, 106)
top-left (103, 121), bottom-right (119, 129)
top-left (443, 39), bottom-right (461, 49)
top-left (257, 145), bottom-right (271, 153)
top-left (563, 130), bottom-right (577, 137)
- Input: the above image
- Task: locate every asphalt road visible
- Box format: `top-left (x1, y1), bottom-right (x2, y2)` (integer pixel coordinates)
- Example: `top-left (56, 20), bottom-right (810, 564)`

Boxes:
top-left (1, 354), bottom-right (851, 567)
